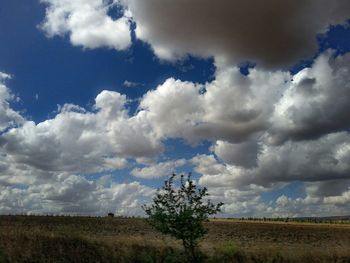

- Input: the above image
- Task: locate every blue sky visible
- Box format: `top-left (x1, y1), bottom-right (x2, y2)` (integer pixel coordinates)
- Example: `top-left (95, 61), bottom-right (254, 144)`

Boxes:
top-left (0, 0), bottom-right (215, 122)
top-left (1, 0), bottom-right (350, 217)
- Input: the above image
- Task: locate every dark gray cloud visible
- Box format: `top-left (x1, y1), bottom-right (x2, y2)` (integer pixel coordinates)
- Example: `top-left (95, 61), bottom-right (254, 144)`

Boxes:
top-left (123, 0), bottom-right (350, 68)
top-left (40, 0), bottom-right (350, 68)
top-left (269, 52), bottom-right (350, 144)
top-left (305, 180), bottom-right (350, 198)
top-left (197, 131), bottom-right (350, 190)
top-left (213, 140), bottom-right (261, 168)
top-left (194, 132), bottom-right (350, 216)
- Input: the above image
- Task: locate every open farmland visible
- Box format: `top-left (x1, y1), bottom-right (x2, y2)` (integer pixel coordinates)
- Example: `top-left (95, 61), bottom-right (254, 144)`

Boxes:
top-left (0, 216), bottom-right (349, 263)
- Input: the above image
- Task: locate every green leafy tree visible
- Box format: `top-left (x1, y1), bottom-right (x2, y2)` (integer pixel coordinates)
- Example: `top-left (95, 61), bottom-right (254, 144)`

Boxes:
top-left (142, 173), bottom-right (223, 263)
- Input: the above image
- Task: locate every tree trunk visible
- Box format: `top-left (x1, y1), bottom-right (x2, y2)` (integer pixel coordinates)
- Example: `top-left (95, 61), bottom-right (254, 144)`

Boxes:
top-left (182, 239), bottom-right (199, 263)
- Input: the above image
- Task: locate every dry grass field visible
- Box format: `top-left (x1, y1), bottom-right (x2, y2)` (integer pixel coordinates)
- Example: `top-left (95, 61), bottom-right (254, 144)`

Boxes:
top-left (0, 215), bottom-right (349, 263)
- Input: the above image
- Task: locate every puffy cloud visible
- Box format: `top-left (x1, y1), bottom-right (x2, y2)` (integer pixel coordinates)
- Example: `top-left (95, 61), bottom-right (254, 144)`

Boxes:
top-left (140, 78), bottom-right (203, 140)
top-left (0, 90), bottom-right (162, 180)
top-left (131, 159), bottom-right (186, 179)
top-left (192, 131), bottom-right (350, 215)
top-left (223, 197), bottom-right (269, 217)
top-left (0, 173), bottom-right (154, 216)
top-left (269, 52), bottom-right (350, 144)
top-left (191, 67), bottom-right (286, 142)
top-left (305, 180), bottom-right (350, 199)
top-left (0, 152), bottom-right (59, 186)
top-left (271, 195), bottom-right (321, 218)
top-left (202, 180), bottom-right (350, 217)
top-left (191, 154), bottom-right (227, 177)
top-left (271, 188), bottom-right (350, 218)
top-left (0, 73), bottom-right (23, 132)
top-left (252, 132), bottom-right (350, 185)
top-left (197, 132), bottom-right (350, 190)
top-left (139, 52), bottom-right (350, 147)
top-left (40, 0), bottom-right (131, 50)
top-left (208, 183), bottom-right (270, 217)
top-left (213, 140), bottom-right (261, 168)
top-left (324, 190), bottom-right (350, 206)
top-left (140, 67), bottom-right (288, 144)
top-left (122, 0), bottom-right (350, 68)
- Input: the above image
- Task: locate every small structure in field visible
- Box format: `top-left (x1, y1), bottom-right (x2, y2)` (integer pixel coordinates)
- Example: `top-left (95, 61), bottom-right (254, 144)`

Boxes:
top-left (107, 212), bottom-right (114, 218)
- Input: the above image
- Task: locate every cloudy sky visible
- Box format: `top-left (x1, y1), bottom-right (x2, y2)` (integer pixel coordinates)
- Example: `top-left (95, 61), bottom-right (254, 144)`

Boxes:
top-left (1, 0), bottom-right (350, 217)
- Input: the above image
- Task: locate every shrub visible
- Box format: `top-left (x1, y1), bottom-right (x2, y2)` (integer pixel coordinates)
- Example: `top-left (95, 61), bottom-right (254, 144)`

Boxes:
top-left (143, 173), bottom-right (223, 263)
top-left (212, 242), bottom-right (245, 263)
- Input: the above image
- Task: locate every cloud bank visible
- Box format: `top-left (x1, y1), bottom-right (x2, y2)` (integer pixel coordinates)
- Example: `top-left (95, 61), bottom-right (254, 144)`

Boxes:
top-left (0, 173), bottom-right (154, 216)
top-left (2, 49), bottom-right (350, 216)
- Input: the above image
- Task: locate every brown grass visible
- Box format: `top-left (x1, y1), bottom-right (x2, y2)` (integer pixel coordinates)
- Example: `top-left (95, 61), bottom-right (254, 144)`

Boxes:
top-left (0, 215), bottom-right (349, 262)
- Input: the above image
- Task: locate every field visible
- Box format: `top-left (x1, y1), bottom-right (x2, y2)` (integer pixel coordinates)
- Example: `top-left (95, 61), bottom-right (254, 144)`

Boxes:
top-left (0, 216), bottom-right (350, 263)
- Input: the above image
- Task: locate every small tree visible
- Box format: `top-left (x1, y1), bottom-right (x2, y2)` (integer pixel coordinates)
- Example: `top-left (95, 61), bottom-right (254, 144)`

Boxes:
top-left (142, 173), bottom-right (223, 262)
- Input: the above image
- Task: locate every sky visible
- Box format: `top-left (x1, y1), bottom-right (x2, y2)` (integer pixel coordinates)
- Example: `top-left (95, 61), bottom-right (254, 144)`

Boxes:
top-left (0, 0), bottom-right (350, 217)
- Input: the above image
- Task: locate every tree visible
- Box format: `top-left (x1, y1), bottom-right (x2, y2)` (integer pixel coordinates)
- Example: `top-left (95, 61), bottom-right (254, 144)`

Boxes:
top-left (142, 173), bottom-right (223, 262)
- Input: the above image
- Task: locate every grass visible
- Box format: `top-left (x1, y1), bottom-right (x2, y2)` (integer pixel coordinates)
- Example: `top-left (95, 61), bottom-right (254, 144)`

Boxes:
top-left (0, 215), bottom-right (350, 262)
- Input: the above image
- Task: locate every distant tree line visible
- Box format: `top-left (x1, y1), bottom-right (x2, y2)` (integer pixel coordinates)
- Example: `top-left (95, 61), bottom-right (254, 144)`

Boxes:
top-left (235, 217), bottom-right (350, 224)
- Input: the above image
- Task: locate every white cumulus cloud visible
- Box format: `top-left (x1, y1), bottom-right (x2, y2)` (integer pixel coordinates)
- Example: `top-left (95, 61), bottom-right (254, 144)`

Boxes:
top-left (0, 173), bottom-right (154, 216)
top-left (0, 73), bottom-right (24, 132)
top-left (0, 90), bottom-right (162, 181)
top-left (131, 159), bottom-right (186, 179)
top-left (40, 0), bottom-right (132, 50)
